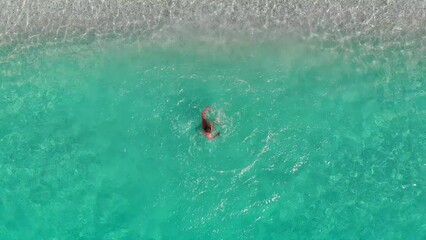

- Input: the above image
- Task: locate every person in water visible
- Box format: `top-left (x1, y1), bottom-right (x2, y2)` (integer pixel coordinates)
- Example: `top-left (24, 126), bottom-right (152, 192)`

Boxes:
top-left (202, 106), bottom-right (220, 140)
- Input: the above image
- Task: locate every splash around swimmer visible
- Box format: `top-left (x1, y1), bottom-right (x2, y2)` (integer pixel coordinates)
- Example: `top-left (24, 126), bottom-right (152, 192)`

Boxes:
top-left (201, 106), bottom-right (220, 140)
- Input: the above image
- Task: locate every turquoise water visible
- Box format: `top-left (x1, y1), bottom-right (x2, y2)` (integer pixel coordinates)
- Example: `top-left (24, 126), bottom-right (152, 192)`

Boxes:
top-left (0, 38), bottom-right (425, 239)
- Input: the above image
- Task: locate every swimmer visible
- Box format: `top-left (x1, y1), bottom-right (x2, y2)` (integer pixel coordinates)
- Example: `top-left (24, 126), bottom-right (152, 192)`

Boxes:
top-left (202, 106), bottom-right (220, 140)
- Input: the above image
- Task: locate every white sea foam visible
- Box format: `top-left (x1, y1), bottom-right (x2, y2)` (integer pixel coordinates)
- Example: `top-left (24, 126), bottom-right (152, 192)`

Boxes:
top-left (1, 0), bottom-right (425, 46)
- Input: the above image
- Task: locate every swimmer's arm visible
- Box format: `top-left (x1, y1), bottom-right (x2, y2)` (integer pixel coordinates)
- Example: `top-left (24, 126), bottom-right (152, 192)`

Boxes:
top-left (210, 132), bottom-right (220, 140)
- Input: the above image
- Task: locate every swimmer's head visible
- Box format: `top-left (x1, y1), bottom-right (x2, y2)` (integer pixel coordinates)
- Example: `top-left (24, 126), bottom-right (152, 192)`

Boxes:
top-left (204, 126), bottom-right (212, 133)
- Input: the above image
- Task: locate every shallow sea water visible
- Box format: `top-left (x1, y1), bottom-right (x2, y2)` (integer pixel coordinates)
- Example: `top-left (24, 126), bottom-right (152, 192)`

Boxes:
top-left (0, 38), bottom-right (425, 239)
